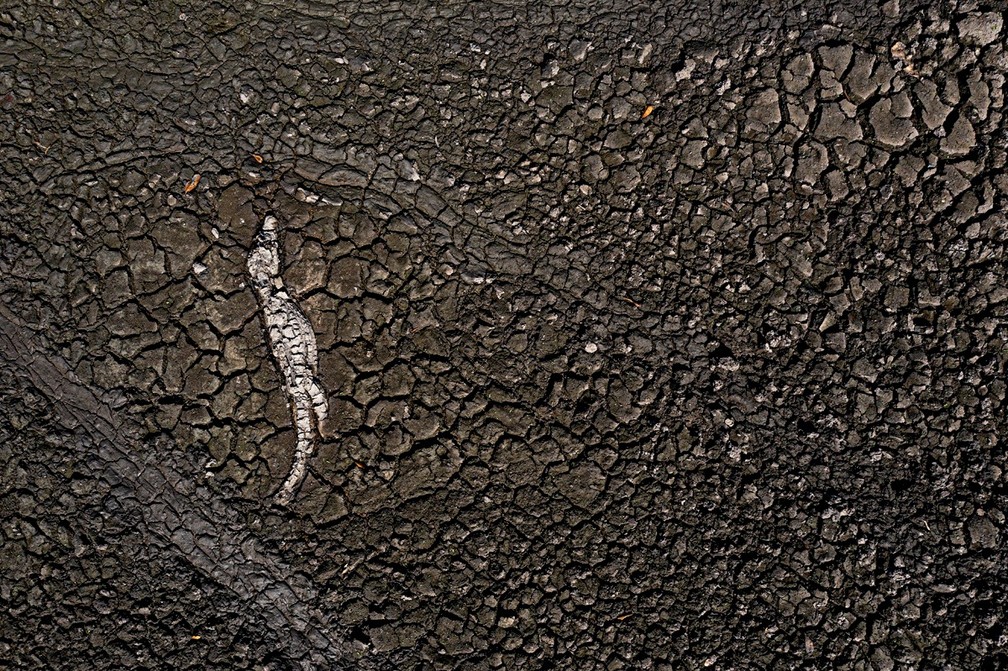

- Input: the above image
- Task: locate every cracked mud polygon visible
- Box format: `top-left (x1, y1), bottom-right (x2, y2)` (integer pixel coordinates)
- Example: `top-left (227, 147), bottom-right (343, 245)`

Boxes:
top-left (2, 1), bottom-right (1007, 669)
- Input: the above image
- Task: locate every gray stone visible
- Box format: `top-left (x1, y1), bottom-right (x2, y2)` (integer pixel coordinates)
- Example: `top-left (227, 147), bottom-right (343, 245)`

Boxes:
top-left (872, 647), bottom-right (895, 671)
top-left (328, 256), bottom-right (365, 299)
top-left (569, 39), bottom-right (589, 62)
top-left (681, 139), bottom-right (707, 169)
top-left (957, 12), bottom-right (1003, 46)
top-left (824, 169), bottom-right (850, 201)
top-left (556, 463), bottom-right (606, 508)
top-left (844, 52), bottom-right (878, 103)
top-left (795, 140), bottom-right (829, 184)
top-left (783, 53), bottom-right (814, 94)
top-left (603, 129), bottom-right (632, 150)
top-left (941, 116), bottom-right (976, 156)
top-left (968, 76), bottom-right (991, 120)
top-left (819, 44), bottom-right (853, 74)
top-left (885, 285), bottom-right (909, 309)
top-left (870, 97), bottom-right (918, 148)
top-left (914, 80), bottom-right (952, 130)
top-left (537, 84), bottom-right (573, 112)
top-left (815, 102), bottom-right (863, 141)
top-left (968, 515), bottom-right (999, 549)
top-left (612, 165), bottom-right (641, 192)
top-left (747, 88), bottom-right (782, 131)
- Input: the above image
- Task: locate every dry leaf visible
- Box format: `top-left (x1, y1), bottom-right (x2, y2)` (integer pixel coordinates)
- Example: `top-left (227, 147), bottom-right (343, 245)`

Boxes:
top-left (184, 174), bottom-right (201, 193)
top-left (641, 105), bottom-right (655, 119)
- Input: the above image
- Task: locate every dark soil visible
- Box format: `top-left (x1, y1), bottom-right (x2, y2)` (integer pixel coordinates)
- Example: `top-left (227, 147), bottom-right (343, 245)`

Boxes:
top-left (2, 1), bottom-right (1007, 668)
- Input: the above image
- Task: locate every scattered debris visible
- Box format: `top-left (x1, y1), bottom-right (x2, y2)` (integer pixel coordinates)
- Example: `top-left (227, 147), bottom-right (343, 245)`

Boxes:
top-left (890, 41), bottom-right (918, 76)
top-left (183, 173), bottom-right (201, 193)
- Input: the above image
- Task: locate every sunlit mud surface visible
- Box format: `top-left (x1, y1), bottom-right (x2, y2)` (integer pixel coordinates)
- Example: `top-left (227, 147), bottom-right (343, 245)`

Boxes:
top-left (2, 1), bottom-right (1007, 669)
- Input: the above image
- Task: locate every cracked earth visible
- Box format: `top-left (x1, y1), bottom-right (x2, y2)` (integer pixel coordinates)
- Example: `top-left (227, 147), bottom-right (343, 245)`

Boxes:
top-left (2, 0), bottom-right (1007, 669)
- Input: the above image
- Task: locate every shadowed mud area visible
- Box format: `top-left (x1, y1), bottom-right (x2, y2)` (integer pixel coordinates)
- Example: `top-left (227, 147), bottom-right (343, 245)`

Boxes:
top-left (2, 1), bottom-right (1007, 669)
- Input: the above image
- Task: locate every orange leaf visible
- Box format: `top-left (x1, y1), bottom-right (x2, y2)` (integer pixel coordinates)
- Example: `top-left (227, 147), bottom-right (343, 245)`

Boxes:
top-left (641, 105), bottom-right (655, 119)
top-left (184, 174), bottom-right (201, 193)
top-left (252, 154), bottom-right (263, 164)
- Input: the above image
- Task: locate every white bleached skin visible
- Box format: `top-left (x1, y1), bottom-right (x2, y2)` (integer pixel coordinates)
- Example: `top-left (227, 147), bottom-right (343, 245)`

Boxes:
top-left (247, 214), bottom-right (328, 505)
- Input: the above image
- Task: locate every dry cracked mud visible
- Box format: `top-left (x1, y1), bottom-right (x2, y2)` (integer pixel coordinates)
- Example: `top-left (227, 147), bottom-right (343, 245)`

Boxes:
top-left (2, 0), bottom-right (1007, 669)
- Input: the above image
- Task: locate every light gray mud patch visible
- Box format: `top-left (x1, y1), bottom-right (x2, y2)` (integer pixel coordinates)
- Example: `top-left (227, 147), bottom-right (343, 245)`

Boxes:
top-left (247, 213), bottom-right (329, 505)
